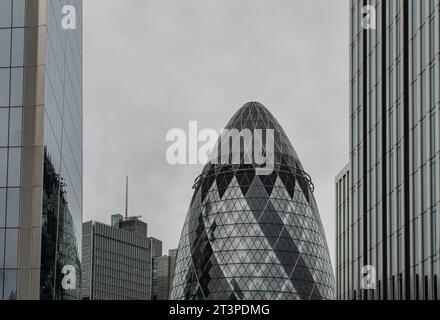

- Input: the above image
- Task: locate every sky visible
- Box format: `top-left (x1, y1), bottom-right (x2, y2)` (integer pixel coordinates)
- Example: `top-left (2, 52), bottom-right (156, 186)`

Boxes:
top-left (83, 0), bottom-right (350, 266)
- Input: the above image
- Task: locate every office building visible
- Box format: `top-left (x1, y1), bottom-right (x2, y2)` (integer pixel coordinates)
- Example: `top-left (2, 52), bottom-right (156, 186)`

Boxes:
top-left (151, 251), bottom-right (177, 300)
top-left (168, 249), bottom-right (178, 257)
top-left (149, 237), bottom-right (162, 259)
top-left (0, 0), bottom-right (83, 299)
top-left (81, 220), bottom-right (151, 300)
top-left (149, 238), bottom-right (176, 300)
top-left (336, 0), bottom-right (440, 300)
top-left (120, 216), bottom-right (147, 237)
top-left (171, 102), bottom-right (335, 300)
top-left (111, 214), bottom-right (123, 228)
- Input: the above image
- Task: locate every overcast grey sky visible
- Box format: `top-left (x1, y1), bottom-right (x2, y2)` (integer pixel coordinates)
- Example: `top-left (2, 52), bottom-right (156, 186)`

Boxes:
top-left (83, 0), bottom-right (349, 265)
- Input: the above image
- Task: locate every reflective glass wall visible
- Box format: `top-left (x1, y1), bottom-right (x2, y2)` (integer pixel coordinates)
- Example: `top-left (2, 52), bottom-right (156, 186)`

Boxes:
top-left (337, 0), bottom-right (440, 300)
top-left (0, 0), bottom-right (26, 300)
top-left (40, 0), bottom-right (83, 300)
top-left (0, 0), bottom-right (82, 300)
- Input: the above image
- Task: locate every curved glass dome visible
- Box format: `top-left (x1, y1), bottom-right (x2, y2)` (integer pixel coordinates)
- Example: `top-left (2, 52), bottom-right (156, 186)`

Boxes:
top-left (171, 102), bottom-right (335, 300)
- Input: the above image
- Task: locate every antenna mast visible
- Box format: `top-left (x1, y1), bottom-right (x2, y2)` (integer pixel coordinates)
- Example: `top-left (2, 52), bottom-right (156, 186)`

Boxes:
top-left (125, 175), bottom-right (129, 219)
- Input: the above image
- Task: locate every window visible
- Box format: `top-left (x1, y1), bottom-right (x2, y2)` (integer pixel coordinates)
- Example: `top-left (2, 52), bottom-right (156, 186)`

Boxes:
top-left (3, 270), bottom-right (17, 300)
top-left (10, 68), bottom-right (22, 106)
top-left (0, 29), bottom-right (11, 67)
top-left (0, 68), bottom-right (10, 106)
top-left (0, 148), bottom-right (7, 187)
top-left (0, 0), bottom-right (12, 28)
top-left (12, 0), bottom-right (25, 28)
top-left (4, 228), bottom-right (18, 268)
top-left (7, 148), bottom-right (20, 187)
top-left (6, 188), bottom-right (19, 227)
top-left (0, 188), bottom-right (6, 229)
top-left (0, 228), bottom-right (4, 266)
top-left (8, 108), bottom-right (21, 146)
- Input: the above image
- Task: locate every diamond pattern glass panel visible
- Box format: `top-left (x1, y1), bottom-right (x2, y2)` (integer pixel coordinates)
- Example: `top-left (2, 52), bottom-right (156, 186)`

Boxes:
top-left (171, 102), bottom-right (335, 300)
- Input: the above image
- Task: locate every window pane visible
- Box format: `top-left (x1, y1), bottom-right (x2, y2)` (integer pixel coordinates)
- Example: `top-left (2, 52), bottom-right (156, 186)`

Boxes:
top-left (11, 28), bottom-right (24, 66)
top-left (10, 68), bottom-right (22, 106)
top-left (8, 108), bottom-right (21, 146)
top-left (0, 271), bottom-right (3, 299)
top-left (7, 147), bottom-right (20, 187)
top-left (0, 29), bottom-right (11, 67)
top-left (0, 229), bottom-right (4, 267)
top-left (4, 228), bottom-right (18, 269)
top-left (3, 270), bottom-right (17, 300)
top-left (0, 0), bottom-right (12, 28)
top-left (0, 68), bottom-right (10, 106)
top-left (6, 188), bottom-right (19, 227)
top-left (12, 0), bottom-right (25, 27)
top-left (0, 148), bottom-right (7, 187)
top-left (0, 108), bottom-right (8, 146)
top-left (0, 189), bottom-right (5, 227)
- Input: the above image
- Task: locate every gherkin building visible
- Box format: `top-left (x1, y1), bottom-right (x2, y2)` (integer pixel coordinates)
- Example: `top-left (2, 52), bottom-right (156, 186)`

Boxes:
top-left (171, 102), bottom-right (335, 300)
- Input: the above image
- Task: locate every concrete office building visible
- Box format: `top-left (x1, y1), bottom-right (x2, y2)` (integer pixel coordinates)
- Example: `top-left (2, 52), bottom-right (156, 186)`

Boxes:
top-left (336, 0), bottom-right (440, 300)
top-left (0, 0), bottom-right (83, 299)
top-left (81, 220), bottom-right (151, 300)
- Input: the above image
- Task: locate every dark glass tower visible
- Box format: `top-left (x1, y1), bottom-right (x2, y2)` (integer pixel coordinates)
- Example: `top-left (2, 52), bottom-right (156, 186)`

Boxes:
top-left (171, 102), bottom-right (335, 300)
top-left (0, 0), bottom-right (82, 299)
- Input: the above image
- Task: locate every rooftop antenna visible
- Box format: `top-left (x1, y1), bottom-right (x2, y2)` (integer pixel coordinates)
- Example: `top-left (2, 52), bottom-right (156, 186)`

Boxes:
top-left (125, 175), bottom-right (129, 219)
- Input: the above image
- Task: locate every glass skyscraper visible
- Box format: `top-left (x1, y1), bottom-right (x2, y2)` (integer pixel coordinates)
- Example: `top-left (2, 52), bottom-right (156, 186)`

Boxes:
top-left (171, 102), bottom-right (335, 300)
top-left (0, 0), bottom-right (82, 299)
top-left (336, 0), bottom-right (440, 300)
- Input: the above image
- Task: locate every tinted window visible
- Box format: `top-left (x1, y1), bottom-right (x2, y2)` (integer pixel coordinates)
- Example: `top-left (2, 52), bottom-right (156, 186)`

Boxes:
top-left (6, 188), bottom-right (19, 227)
top-left (0, 29), bottom-right (11, 67)
top-left (0, 109), bottom-right (8, 146)
top-left (0, 229), bottom-right (4, 266)
top-left (0, 148), bottom-right (7, 187)
top-left (11, 28), bottom-right (24, 66)
top-left (12, 0), bottom-right (25, 27)
top-left (0, 189), bottom-right (5, 227)
top-left (10, 68), bottom-right (22, 106)
top-left (4, 228), bottom-right (18, 268)
top-left (3, 270), bottom-right (17, 300)
top-left (0, 0), bottom-right (12, 28)
top-left (8, 108), bottom-right (21, 146)
top-left (0, 69), bottom-right (10, 106)
top-left (7, 147), bottom-right (20, 187)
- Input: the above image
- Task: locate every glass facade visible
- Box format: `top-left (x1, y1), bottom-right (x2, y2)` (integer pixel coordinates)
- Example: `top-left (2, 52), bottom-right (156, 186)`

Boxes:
top-left (0, 0), bottom-right (82, 299)
top-left (336, 0), bottom-right (440, 300)
top-left (171, 102), bottom-right (335, 300)
top-left (81, 221), bottom-right (151, 300)
top-left (152, 254), bottom-right (177, 300)
top-left (0, 0), bottom-right (26, 300)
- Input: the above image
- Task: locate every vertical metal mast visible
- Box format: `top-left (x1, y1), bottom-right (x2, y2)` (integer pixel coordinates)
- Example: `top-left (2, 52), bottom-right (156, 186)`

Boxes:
top-left (125, 175), bottom-right (129, 219)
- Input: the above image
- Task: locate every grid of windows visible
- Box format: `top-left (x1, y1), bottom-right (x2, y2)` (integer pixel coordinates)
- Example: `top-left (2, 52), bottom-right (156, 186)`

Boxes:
top-left (152, 255), bottom-right (176, 300)
top-left (336, 166), bottom-right (350, 299)
top-left (1, 0), bottom-right (83, 300)
top-left (82, 222), bottom-right (151, 300)
top-left (337, 0), bottom-right (440, 300)
top-left (0, 0), bottom-right (27, 300)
